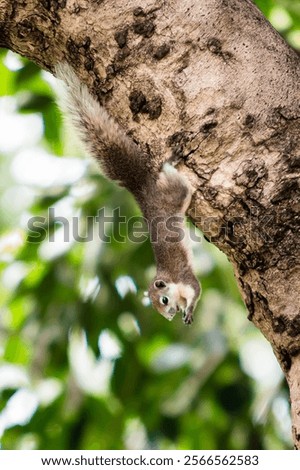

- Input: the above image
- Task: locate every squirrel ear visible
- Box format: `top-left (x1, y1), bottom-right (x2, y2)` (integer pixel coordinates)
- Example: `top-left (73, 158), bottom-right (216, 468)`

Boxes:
top-left (154, 280), bottom-right (166, 289)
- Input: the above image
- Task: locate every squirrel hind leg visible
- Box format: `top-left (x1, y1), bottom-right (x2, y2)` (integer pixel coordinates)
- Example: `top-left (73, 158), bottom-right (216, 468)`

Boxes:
top-left (157, 163), bottom-right (193, 214)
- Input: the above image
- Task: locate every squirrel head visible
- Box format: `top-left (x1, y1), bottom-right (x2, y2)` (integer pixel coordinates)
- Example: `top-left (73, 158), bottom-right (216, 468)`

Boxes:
top-left (147, 278), bottom-right (200, 324)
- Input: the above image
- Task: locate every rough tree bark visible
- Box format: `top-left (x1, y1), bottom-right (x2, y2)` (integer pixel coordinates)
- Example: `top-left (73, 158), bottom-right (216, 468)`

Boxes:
top-left (0, 0), bottom-right (299, 448)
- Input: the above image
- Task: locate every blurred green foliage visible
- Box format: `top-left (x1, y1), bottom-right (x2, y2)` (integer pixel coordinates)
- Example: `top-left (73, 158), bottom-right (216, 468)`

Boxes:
top-left (0, 0), bottom-right (298, 450)
top-left (255, 0), bottom-right (300, 50)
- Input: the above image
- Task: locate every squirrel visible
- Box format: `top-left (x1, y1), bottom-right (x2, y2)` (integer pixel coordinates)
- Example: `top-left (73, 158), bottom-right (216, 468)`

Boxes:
top-left (55, 63), bottom-right (201, 324)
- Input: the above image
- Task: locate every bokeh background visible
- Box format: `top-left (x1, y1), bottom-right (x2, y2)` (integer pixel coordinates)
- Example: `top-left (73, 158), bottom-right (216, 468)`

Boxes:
top-left (0, 0), bottom-right (299, 450)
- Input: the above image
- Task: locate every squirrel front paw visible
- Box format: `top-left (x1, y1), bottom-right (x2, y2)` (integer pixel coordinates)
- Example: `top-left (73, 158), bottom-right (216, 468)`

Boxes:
top-left (183, 309), bottom-right (194, 325)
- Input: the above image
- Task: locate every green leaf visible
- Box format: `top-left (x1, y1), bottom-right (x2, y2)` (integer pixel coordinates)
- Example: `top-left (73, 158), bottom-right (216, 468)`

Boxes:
top-left (15, 61), bottom-right (40, 87)
top-left (43, 105), bottom-right (64, 154)
top-left (4, 335), bottom-right (32, 365)
top-left (18, 93), bottom-right (53, 113)
top-left (0, 59), bottom-right (14, 96)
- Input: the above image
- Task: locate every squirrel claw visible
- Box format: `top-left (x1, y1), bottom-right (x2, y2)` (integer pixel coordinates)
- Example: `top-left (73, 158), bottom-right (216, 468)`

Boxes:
top-left (183, 311), bottom-right (193, 325)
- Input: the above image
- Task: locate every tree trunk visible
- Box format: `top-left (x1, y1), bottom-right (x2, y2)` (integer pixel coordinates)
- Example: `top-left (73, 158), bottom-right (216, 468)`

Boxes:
top-left (1, 0), bottom-right (299, 448)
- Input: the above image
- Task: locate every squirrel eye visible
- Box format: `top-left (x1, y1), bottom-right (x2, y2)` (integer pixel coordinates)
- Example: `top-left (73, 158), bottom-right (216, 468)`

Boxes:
top-left (161, 296), bottom-right (169, 305)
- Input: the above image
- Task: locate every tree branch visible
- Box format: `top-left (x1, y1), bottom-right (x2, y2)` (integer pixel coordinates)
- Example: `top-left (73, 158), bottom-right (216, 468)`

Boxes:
top-left (0, 0), bottom-right (299, 447)
top-left (287, 354), bottom-right (300, 449)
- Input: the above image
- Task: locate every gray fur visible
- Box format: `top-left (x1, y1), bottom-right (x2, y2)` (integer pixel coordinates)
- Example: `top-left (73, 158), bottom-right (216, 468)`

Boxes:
top-left (55, 63), bottom-right (201, 324)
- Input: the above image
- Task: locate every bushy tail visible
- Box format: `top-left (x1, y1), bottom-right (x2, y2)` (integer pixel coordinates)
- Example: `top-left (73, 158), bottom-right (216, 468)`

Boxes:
top-left (55, 63), bottom-right (146, 191)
